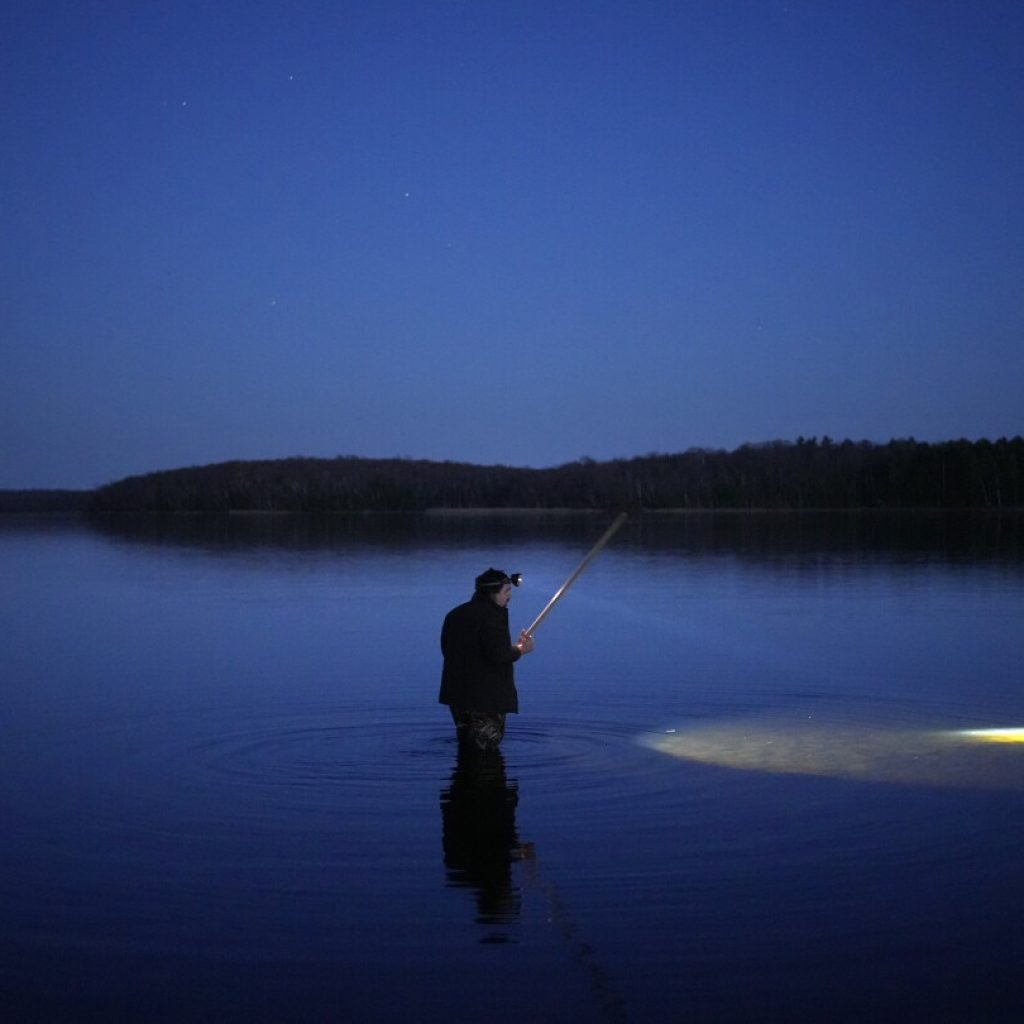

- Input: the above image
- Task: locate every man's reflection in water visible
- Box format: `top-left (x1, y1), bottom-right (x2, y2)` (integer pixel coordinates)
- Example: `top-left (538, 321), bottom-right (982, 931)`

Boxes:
top-left (440, 746), bottom-right (534, 943)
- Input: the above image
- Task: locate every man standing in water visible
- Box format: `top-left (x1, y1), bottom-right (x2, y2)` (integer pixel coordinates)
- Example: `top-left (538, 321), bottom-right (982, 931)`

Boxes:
top-left (440, 568), bottom-right (535, 751)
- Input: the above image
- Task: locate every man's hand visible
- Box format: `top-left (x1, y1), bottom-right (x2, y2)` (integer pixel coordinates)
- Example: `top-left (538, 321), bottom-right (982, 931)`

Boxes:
top-left (516, 630), bottom-right (535, 654)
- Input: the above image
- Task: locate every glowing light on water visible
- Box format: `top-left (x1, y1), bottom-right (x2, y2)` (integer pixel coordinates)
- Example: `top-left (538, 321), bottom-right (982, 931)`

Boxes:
top-left (641, 718), bottom-right (1024, 789)
top-left (955, 727), bottom-right (1024, 744)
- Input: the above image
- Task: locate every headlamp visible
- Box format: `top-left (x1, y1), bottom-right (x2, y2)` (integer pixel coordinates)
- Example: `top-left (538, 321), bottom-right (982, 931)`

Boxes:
top-left (475, 568), bottom-right (523, 590)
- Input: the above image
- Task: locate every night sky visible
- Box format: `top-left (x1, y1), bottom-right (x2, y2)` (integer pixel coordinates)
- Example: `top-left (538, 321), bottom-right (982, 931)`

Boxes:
top-left (3, 1), bottom-right (1022, 489)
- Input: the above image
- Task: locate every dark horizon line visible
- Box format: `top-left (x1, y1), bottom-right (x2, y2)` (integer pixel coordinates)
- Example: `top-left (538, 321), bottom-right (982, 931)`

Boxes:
top-left (6, 433), bottom-right (1024, 496)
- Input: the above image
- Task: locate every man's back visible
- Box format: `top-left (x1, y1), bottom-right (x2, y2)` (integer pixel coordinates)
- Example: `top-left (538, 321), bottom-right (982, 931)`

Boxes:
top-left (439, 593), bottom-right (520, 714)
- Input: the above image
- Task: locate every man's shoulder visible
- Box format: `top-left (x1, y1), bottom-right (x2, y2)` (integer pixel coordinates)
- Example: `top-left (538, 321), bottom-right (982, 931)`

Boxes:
top-left (442, 600), bottom-right (483, 646)
top-left (445, 596), bottom-right (500, 626)
top-left (444, 598), bottom-right (478, 623)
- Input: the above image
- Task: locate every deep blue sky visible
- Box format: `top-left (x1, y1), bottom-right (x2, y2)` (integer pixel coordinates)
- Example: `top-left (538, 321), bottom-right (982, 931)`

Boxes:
top-left (3, 1), bottom-right (1022, 488)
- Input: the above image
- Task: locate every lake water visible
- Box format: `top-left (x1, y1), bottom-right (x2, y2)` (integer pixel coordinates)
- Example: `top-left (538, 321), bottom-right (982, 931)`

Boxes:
top-left (2, 511), bottom-right (1023, 1022)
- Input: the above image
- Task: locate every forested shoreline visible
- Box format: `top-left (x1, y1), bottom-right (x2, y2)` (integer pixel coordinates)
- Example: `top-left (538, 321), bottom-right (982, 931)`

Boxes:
top-left (64, 437), bottom-right (1023, 513)
top-left (0, 489), bottom-right (92, 513)
top-left (3, 438), bottom-right (1020, 514)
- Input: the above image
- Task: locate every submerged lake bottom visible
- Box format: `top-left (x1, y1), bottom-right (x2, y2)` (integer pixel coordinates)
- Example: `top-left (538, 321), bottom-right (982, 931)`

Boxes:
top-left (2, 511), bottom-right (1023, 1021)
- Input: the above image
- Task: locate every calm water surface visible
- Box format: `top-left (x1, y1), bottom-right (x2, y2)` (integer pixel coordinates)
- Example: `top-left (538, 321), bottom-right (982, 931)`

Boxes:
top-left (2, 512), bottom-right (1022, 1022)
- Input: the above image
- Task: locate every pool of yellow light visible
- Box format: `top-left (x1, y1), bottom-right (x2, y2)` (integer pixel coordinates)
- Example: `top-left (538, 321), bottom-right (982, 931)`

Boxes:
top-left (640, 719), bottom-right (1024, 789)
top-left (958, 728), bottom-right (1024, 744)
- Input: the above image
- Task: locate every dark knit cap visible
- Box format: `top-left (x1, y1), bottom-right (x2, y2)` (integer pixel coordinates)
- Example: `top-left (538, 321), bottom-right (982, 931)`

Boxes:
top-left (475, 568), bottom-right (511, 591)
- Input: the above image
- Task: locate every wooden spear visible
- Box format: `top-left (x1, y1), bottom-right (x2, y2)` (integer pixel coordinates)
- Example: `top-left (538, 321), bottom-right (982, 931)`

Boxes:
top-left (524, 512), bottom-right (628, 635)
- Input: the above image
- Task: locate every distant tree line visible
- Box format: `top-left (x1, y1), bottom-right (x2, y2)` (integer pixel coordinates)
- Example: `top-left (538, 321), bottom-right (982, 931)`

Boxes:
top-left (0, 489), bottom-right (91, 513)
top-left (83, 437), bottom-right (1024, 513)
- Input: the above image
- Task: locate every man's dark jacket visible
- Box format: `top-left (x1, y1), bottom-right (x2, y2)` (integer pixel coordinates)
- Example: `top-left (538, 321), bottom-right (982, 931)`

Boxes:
top-left (439, 592), bottom-right (521, 713)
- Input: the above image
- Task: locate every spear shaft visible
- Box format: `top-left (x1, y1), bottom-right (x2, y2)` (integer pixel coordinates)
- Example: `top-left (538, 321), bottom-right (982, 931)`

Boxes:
top-left (524, 512), bottom-right (628, 635)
